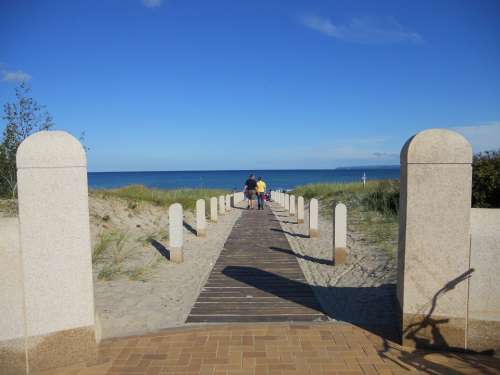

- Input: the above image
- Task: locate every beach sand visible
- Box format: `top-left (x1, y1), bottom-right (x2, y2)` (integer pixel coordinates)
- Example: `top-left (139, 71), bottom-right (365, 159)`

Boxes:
top-left (89, 196), bottom-right (242, 339)
top-left (270, 201), bottom-right (398, 328)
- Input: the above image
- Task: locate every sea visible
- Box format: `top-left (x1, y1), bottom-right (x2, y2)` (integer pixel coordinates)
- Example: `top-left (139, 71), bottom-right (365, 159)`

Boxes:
top-left (88, 168), bottom-right (400, 191)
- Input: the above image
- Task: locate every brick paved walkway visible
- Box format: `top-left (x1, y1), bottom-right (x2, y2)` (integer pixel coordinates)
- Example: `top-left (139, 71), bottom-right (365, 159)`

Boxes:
top-left (186, 207), bottom-right (328, 323)
top-left (40, 323), bottom-right (500, 374)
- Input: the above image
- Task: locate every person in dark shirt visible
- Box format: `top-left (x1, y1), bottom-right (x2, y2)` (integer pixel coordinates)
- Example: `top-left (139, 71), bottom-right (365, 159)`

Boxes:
top-left (244, 174), bottom-right (257, 209)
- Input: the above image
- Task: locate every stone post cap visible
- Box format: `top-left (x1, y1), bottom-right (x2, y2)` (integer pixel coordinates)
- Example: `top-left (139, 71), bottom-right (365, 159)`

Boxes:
top-left (335, 202), bottom-right (347, 211)
top-left (169, 202), bottom-right (182, 212)
top-left (401, 129), bottom-right (472, 165)
top-left (17, 130), bottom-right (87, 169)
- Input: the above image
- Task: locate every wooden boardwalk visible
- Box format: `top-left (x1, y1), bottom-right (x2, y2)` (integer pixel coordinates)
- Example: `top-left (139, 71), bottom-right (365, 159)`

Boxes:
top-left (186, 205), bottom-right (328, 323)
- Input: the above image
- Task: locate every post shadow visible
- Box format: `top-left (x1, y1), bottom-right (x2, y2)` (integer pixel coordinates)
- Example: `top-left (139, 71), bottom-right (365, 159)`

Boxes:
top-left (270, 228), bottom-right (309, 238)
top-left (149, 239), bottom-right (170, 260)
top-left (269, 246), bottom-right (333, 266)
top-left (270, 219), bottom-right (296, 224)
top-left (183, 220), bottom-right (197, 235)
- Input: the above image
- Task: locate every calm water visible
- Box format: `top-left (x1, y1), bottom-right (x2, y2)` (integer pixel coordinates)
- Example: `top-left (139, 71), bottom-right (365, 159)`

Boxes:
top-left (88, 168), bottom-right (400, 191)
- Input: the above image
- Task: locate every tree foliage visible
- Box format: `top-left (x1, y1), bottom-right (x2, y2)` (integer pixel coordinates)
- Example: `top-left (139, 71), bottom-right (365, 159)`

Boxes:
top-left (0, 82), bottom-right (53, 197)
top-left (472, 149), bottom-right (500, 208)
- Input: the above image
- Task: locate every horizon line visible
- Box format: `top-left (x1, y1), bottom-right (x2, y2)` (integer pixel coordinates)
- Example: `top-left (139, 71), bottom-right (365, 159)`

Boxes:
top-left (88, 165), bottom-right (401, 173)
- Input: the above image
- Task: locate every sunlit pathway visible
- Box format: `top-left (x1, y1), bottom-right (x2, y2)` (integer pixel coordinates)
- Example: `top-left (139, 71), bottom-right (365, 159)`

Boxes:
top-left (40, 323), bottom-right (500, 374)
top-left (186, 206), bottom-right (329, 323)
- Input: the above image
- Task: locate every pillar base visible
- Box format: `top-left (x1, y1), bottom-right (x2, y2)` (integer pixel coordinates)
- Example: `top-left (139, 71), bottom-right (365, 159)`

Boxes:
top-left (309, 229), bottom-right (319, 238)
top-left (29, 326), bottom-right (96, 372)
top-left (334, 247), bottom-right (348, 265)
top-left (171, 248), bottom-right (183, 263)
top-left (467, 319), bottom-right (500, 353)
top-left (401, 313), bottom-right (465, 350)
top-left (0, 337), bottom-right (26, 375)
top-left (1, 326), bottom-right (97, 375)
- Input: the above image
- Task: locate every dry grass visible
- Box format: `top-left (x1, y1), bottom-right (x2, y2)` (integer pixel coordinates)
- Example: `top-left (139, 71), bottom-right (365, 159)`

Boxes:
top-left (93, 229), bottom-right (160, 282)
top-left (91, 185), bottom-right (230, 211)
top-left (292, 180), bottom-right (399, 256)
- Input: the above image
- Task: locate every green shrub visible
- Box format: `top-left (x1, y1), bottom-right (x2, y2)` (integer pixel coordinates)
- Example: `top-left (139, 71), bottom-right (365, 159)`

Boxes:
top-left (472, 150), bottom-right (500, 208)
top-left (364, 180), bottom-right (399, 217)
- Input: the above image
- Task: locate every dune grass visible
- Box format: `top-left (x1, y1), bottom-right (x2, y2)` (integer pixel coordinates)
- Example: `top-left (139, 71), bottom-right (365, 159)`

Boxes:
top-left (292, 180), bottom-right (399, 257)
top-left (93, 229), bottom-right (162, 282)
top-left (292, 180), bottom-right (399, 218)
top-left (91, 184), bottom-right (230, 211)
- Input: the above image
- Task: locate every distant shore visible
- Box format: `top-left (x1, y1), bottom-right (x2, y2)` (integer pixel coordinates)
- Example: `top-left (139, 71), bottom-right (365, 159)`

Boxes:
top-left (88, 168), bottom-right (400, 190)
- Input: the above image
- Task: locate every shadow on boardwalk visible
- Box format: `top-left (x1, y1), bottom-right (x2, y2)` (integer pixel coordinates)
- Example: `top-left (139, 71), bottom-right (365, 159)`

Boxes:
top-left (269, 246), bottom-right (333, 266)
top-left (223, 265), bottom-right (399, 341)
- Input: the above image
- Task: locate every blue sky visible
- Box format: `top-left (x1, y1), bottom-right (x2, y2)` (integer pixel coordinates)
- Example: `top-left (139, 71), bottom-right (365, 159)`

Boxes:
top-left (1, 0), bottom-right (499, 172)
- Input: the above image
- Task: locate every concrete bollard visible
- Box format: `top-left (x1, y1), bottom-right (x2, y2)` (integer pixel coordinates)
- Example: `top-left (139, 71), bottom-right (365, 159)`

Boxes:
top-left (3, 131), bottom-right (97, 373)
top-left (284, 193), bottom-right (290, 211)
top-left (169, 203), bottom-right (183, 263)
top-left (210, 197), bottom-right (218, 223)
top-left (297, 196), bottom-right (305, 224)
top-left (218, 195), bottom-right (225, 215)
top-left (309, 198), bottom-right (319, 238)
top-left (196, 199), bottom-right (207, 237)
top-left (225, 194), bottom-right (231, 211)
top-left (397, 129), bottom-right (472, 349)
top-left (289, 195), bottom-right (296, 217)
top-left (334, 203), bottom-right (347, 264)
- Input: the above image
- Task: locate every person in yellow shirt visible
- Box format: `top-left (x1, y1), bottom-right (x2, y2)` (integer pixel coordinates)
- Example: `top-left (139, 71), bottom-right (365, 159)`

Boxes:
top-left (256, 177), bottom-right (267, 210)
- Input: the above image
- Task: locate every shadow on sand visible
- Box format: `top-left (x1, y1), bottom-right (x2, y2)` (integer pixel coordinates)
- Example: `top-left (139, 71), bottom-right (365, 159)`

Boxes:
top-left (149, 239), bottom-right (170, 260)
top-left (183, 221), bottom-right (197, 235)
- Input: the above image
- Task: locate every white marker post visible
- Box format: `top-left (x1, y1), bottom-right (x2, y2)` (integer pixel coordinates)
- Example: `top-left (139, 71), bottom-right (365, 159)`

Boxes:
top-left (196, 199), bottom-right (207, 237)
top-left (297, 196), bottom-right (305, 224)
top-left (210, 197), bottom-right (218, 223)
top-left (334, 203), bottom-right (347, 264)
top-left (309, 198), bottom-right (319, 238)
top-left (169, 203), bottom-right (183, 263)
top-left (218, 195), bottom-right (225, 215)
top-left (289, 195), bottom-right (296, 217)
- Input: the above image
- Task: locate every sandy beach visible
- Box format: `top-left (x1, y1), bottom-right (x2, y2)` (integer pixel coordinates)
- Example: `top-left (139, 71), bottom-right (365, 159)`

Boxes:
top-left (89, 195), bottom-right (242, 339)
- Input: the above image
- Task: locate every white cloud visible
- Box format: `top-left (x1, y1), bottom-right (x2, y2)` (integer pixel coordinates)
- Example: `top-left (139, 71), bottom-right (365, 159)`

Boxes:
top-left (452, 122), bottom-right (500, 152)
top-left (299, 14), bottom-right (423, 44)
top-left (1, 69), bottom-right (31, 83)
top-left (142, 0), bottom-right (162, 8)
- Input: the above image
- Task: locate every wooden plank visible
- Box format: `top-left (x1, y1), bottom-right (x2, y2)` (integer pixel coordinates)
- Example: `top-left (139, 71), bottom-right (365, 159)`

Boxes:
top-left (185, 206), bottom-right (328, 323)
